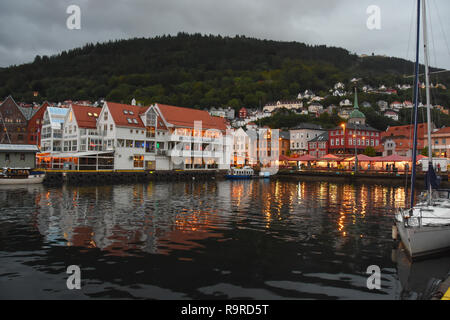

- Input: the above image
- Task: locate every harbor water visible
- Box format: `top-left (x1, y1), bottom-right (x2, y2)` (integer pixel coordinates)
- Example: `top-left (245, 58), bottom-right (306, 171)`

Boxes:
top-left (0, 178), bottom-right (449, 299)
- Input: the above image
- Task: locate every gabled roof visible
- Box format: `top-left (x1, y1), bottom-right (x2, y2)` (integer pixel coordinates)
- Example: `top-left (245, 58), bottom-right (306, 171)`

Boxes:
top-left (106, 102), bottom-right (148, 128)
top-left (71, 105), bottom-right (102, 129)
top-left (17, 105), bottom-right (37, 120)
top-left (333, 123), bottom-right (379, 131)
top-left (432, 127), bottom-right (450, 135)
top-left (0, 95), bottom-right (34, 120)
top-left (383, 123), bottom-right (428, 139)
top-left (309, 132), bottom-right (328, 142)
top-left (279, 131), bottom-right (290, 140)
top-left (291, 123), bottom-right (323, 130)
top-left (155, 103), bottom-right (228, 131)
top-left (0, 144), bottom-right (40, 152)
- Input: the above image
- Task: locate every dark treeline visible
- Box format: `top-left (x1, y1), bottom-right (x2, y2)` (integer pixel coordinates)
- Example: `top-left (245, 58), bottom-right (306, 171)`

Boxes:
top-left (0, 32), bottom-right (449, 114)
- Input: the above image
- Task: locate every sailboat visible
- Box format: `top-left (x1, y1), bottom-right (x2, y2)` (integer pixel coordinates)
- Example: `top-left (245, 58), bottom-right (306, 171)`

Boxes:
top-left (394, 0), bottom-right (450, 259)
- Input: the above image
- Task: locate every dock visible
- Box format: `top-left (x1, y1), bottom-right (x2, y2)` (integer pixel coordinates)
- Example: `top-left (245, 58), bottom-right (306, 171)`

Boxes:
top-left (276, 169), bottom-right (450, 186)
top-left (42, 169), bottom-right (226, 186)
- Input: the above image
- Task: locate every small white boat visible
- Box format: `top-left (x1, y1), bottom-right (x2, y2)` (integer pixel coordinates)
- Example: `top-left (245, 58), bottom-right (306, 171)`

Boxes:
top-left (395, 195), bottom-right (450, 259)
top-left (225, 166), bottom-right (254, 179)
top-left (0, 168), bottom-right (45, 185)
top-left (394, 0), bottom-right (450, 260)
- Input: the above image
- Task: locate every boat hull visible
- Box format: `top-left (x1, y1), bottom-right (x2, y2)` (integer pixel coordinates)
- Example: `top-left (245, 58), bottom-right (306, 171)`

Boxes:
top-left (0, 174), bottom-right (45, 185)
top-left (395, 221), bottom-right (450, 260)
top-left (225, 175), bottom-right (253, 180)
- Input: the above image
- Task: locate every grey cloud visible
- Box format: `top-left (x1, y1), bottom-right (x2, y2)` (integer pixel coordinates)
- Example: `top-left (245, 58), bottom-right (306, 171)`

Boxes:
top-left (0, 0), bottom-right (449, 69)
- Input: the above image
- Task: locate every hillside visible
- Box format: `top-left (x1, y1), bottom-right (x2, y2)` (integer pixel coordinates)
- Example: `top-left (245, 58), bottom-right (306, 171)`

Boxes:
top-left (0, 33), bottom-right (449, 110)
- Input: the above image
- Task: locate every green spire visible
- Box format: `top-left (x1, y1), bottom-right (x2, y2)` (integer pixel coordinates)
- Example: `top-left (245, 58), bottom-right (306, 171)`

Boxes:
top-left (349, 87), bottom-right (365, 120)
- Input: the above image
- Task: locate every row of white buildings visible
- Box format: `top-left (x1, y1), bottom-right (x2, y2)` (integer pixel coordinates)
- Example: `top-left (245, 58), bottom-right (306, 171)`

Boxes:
top-left (39, 102), bottom-right (234, 171)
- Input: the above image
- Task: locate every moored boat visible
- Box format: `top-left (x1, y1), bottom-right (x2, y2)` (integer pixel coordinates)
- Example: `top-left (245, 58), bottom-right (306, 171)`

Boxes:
top-left (225, 166), bottom-right (254, 179)
top-left (0, 168), bottom-right (45, 185)
top-left (394, 0), bottom-right (450, 260)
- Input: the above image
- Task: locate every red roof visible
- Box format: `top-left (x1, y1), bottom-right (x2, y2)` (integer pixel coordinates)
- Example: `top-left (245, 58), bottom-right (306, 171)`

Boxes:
top-left (383, 123), bottom-right (428, 139)
top-left (433, 127), bottom-right (450, 135)
top-left (156, 103), bottom-right (227, 131)
top-left (106, 102), bottom-right (148, 128)
top-left (72, 105), bottom-right (102, 129)
top-left (319, 154), bottom-right (343, 161)
top-left (344, 154), bottom-right (376, 162)
top-left (281, 154), bottom-right (317, 161)
top-left (376, 154), bottom-right (411, 162)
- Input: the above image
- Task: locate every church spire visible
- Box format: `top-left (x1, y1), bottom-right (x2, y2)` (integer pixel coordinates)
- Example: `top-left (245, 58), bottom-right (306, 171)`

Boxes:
top-left (354, 87), bottom-right (359, 110)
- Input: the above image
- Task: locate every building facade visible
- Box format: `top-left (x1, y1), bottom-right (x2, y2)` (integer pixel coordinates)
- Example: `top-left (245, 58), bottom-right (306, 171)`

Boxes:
top-left (0, 96), bottom-right (30, 144)
top-left (308, 132), bottom-right (329, 158)
top-left (289, 123), bottom-right (325, 155)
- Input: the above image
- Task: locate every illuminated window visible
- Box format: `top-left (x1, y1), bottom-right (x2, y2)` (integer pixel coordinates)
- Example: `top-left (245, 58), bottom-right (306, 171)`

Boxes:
top-left (133, 155), bottom-right (144, 168)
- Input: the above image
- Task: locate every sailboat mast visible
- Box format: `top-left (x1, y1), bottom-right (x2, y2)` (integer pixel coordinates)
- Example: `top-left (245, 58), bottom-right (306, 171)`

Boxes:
top-left (422, 0), bottom-right (433, 204)
top-left (410, 0), bottom-right (421, 209)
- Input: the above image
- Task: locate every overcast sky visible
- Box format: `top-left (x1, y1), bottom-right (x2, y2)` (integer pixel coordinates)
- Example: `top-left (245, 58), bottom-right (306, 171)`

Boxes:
top-left (0, 0), bottom-right (449, 70)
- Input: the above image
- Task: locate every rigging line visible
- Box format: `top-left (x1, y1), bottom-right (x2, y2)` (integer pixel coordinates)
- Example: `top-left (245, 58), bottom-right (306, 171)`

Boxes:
top-left (431, 0), bottom-right (450, 59)
top-left (427, 0), bottom-right (438, 72)
top-left (405, 0), bottom-right (416, 63)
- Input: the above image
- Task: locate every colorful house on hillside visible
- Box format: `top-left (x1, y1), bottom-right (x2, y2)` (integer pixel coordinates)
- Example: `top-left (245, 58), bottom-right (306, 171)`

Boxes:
top-left (238, 107), bottom-right (248, 119)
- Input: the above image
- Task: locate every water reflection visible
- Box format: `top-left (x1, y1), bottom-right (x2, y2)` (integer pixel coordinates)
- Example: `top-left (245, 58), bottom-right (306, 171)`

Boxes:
top-left (0, 180), bottom-right (445, 299)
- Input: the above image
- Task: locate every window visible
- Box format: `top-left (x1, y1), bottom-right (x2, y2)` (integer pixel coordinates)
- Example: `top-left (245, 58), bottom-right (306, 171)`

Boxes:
top-left (117, 139), bottom-right (125, 147)
top-left (104, 111), bottom-right (108, 121)
top-left (336, 139), bottom-right (340, 146)
top-left (331, 139), bottom-right (334, 146)
top-left (147, 110), bottom-right (157, 127)
top-left (124, 110), bottom-right (129, 115)
top-left (133, 155), bottom-right (144, 168)
top-left (133, 119), bottom-right (138, 124)
top-left (72, 140), bottom-right (77, 151)
top-left (5, 153), bottom-right (10, 161)
top-left (20, 153), bottom-right (25, 161)
top-left (110, 124), bottom-right (113, 131)
top-left (134, 140), bottom-right (144, 148)
top-left (349, 139), bottom-right (352, 145)
top-left (127, 118), bottom-right (132, 124)
top-left (126, 140), bottom-right (133, 148)
top-left (129, 110), bottom-right (134, 115)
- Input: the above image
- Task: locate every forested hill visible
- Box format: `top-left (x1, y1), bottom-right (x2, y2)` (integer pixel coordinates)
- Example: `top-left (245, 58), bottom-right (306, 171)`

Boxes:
top-left (0, 33), bottom-right (448, 108)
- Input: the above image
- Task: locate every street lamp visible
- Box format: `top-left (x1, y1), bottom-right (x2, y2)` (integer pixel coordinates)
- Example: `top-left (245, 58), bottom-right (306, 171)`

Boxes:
top-left (353, 134), bottom-right (357, 173)
top-left (340, 123), bottom-right (346, 155)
